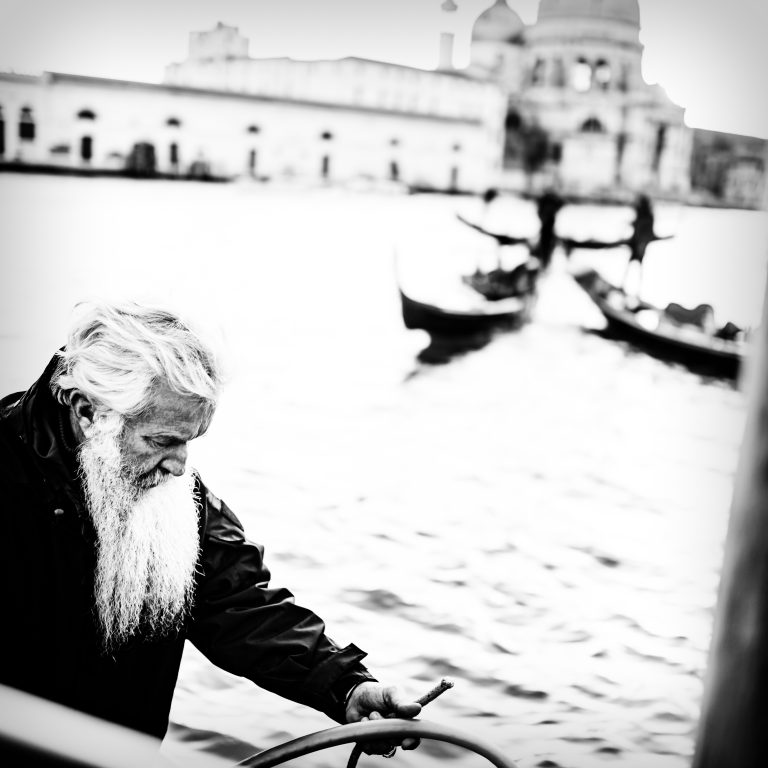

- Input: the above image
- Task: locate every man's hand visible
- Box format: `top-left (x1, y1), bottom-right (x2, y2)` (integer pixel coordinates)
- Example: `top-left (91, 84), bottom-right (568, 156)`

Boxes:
top-left (345, 682), bottom-right (422, 755)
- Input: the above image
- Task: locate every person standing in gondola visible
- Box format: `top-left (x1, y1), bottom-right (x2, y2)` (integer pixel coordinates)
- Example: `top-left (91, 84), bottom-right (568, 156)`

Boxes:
top-left (560, 193), bottom-right (667, 302)
top-left (532, 189), bottom-right (565, 270)
top-left (621, 193), bottom-right (657, 296)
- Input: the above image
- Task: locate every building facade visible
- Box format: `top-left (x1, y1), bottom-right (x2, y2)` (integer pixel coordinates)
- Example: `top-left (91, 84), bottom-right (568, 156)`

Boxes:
top-left (0, 4), bottom-right (764, 205)
top-left (689, 128), bottom-right (767, 209)
top-left (0, 22), bottom-right (506, 192)
top-left (470, 0), bottom-right (694, 198)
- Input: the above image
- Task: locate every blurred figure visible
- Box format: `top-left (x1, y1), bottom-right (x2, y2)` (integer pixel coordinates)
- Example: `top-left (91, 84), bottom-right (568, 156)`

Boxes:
top-left (481, 187), bottom-right (499, 226)
top-left (482, 187), bottom-right (499, 208)
top-left (561, 193), bottom-right (670, 303)
top-left (622, 194), bottom-right (657, 296)
top-left (532, 189), bottom-right (565, 269)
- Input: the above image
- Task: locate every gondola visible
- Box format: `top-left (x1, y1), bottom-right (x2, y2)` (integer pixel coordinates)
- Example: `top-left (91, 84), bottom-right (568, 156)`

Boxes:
top-left (399, 284), bottom-right (534, 338)
top-left (461, 261), bottom-right (540, 302)
top-left (455, 213), bottom-right (541, 301)
top-left (572, 267), bottom-right (747, 378)
top-left (398, 279), bottom-right (536, 363)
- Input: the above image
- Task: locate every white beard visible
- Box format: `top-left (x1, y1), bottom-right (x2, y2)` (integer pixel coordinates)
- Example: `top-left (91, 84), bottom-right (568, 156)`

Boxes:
top-left (78, 414), bottom-right (201, 651)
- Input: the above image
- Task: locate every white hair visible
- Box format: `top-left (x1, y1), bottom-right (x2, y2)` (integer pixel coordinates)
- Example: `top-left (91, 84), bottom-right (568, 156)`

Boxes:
top-left (51, 300), bottom-right (222, 423)
top-left (78, 412), bottom-right (200, 649)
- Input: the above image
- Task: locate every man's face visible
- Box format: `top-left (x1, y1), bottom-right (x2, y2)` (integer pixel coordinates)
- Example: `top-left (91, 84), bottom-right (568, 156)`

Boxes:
top-left (78, 386), bottom-right (208, 649)
top-left (119, 385), bottom-right (210, 490)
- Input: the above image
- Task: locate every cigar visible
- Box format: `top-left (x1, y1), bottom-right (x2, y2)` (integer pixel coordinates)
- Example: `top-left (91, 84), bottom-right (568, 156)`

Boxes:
top-left (416, 679), bottom-right (454, 707)
top-left (381, 678), bottom-right (454, 722)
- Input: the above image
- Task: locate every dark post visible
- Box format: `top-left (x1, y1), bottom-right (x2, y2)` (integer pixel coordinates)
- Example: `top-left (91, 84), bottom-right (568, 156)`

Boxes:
top-left (693, 167), bottom-right (768, 768)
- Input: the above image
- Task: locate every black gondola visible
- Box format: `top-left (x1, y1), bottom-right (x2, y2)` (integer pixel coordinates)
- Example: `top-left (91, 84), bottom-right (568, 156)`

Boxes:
top-left (399, 285), bottom-right (534, 337)
top-left (455, 213), bottom-right (541, 301)
top-left (572, 267), bottom-right (747, 378)
top-left (398, 280), bottom-right (536, 363)
top-left (461, 261), bottom-right (540, 302)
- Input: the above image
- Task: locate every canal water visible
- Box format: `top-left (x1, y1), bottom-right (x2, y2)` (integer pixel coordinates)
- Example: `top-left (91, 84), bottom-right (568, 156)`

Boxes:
top-left (0, 174), bottom-right (766, 768)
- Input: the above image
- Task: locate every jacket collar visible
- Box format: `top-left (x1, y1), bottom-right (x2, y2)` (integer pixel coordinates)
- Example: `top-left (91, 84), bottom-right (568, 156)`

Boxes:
top-left (3, 352), bottom-right (79, 488)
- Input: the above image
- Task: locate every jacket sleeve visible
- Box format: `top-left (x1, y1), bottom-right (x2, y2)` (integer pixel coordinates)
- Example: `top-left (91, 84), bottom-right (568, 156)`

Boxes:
top-left (187, 478), bottom-right (374, 723)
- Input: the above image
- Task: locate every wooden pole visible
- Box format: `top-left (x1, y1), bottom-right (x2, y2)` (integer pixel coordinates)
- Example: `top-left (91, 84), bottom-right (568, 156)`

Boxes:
top-left (692, 169), bottom-right (768, 768)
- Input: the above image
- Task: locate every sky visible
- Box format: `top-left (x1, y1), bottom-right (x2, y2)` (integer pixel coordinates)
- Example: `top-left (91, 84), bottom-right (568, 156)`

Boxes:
top-left (0, 0), bottom-right (766, 139)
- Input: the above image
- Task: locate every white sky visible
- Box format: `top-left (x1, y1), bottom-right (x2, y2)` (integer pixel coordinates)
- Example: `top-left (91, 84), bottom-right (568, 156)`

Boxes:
top-left (0, 0), bottom-right (766, 139)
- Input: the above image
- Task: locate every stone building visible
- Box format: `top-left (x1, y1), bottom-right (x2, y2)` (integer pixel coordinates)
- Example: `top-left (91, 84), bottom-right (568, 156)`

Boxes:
top-left (0, 2), bottom-right (764, 205)
top-left (0, 21), bottom-right (506, 191)
top-left (470, 0), bottom-right (693, 198)
top-left (689, 129), bottom-right (766, 209)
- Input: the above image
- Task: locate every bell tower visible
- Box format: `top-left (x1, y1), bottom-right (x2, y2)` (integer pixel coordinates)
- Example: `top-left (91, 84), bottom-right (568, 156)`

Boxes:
top-left (438, 0), bottom-right (458, 70)
top-left (188, 22), bottom-right (249, 61)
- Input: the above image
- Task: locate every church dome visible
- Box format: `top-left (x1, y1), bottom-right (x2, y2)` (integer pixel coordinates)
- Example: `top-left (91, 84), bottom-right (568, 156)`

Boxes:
top-left (537, 0), bottom-right (639, 26)
top-left (472, 0), bottom-right (525, 42)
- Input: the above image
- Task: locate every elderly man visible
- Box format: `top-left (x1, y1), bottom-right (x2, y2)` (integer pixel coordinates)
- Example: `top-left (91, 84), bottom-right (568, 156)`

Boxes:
top-left (0, 301), bottom-right (419, 755)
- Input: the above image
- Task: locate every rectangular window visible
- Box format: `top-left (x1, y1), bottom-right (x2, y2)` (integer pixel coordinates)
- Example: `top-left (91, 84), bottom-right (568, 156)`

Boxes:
top-left (80, 135), bottom-right (93, 162)
top-left (19, 121), bottom-right (35, 141)
top-left (652, 125), bottom-right (667, 172)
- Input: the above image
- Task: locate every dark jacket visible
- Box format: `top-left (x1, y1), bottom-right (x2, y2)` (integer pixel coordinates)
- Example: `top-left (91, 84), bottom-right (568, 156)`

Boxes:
top-left (0, 356), bottom-right (373, 738)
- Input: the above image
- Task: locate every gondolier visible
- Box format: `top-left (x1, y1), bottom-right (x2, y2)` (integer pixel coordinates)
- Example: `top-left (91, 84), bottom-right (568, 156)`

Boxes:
top-left (561, 195), bottom-right (673, 299)
top-left (0, 300), bottom-right (420, 755)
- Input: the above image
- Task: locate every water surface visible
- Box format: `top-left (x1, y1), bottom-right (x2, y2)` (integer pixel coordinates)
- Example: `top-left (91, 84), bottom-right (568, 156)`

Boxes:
top-left (0, 175), bottom-right (766, 768)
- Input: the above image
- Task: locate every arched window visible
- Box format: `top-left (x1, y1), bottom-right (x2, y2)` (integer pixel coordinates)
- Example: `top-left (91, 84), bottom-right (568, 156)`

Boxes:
top-left (320, 131), bottom-right (333, 141)
top-left (246, 124), bottom-right (259, 134)
top-left (166, 117), bottom-right (181, 128)
top-left (77, 109), bottom-right (96, 120)
top-left (618, 63), bottom-right (630, 93)
top-left (551, 58), bottom-right (566, 88)
top-left (505, 110), bottom-right (522, 131)
top-left (594, 59), bottom-right (612, 91)
top-left (19, 106), bottom-right (35, 141)
top-left (571, 58), bottom-right (592, 92)
top-left (652, 124), bottom-right (667, 172)
top-left (580, 117), bottom-right (605, 133)
top-left (530, 58), bottom-right (546, 86)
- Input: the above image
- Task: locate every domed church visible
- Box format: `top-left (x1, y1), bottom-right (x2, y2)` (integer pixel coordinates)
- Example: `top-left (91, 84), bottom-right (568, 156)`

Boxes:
top-left (1, 1), bottom-right (760, 202)
top-left (468, 0), bottom-right (527, 93)
top-left (470, 0), bottom-right (693, 197)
